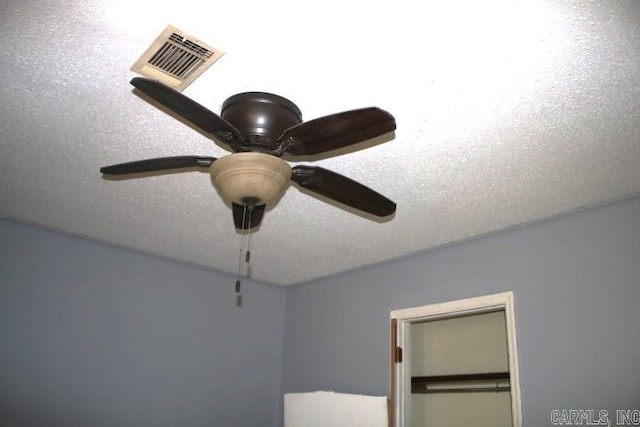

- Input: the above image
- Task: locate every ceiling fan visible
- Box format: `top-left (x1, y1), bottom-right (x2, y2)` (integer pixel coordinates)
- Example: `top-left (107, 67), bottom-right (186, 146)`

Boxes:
top-left (100, 77), bottom-right (397, 230)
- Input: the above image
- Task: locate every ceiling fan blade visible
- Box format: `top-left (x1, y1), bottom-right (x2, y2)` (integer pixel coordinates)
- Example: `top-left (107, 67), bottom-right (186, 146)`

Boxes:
top-left (131, 77), bottom-right (242, 144)
top-left (232, 203), bottom-right (266, 230)
top-left (100, 156), bottom-right (216, 175)
top-left (291, 165), bottom-right (396, 217)
top-left (277, 107), bottom-right (396, 156)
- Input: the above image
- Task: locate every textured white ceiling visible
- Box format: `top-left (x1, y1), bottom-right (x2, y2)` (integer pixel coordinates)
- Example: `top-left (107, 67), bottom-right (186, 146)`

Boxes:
top-left (1, 0), bottom-right (639, 285)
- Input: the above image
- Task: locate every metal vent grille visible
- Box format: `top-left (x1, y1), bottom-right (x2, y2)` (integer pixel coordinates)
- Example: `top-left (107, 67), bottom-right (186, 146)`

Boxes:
top-left (131, 25), bottom-right (224, 91)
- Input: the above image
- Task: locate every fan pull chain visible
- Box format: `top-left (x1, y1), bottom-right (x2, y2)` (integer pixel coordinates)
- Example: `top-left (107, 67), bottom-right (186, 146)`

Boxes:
top-left (245, 204), bottom-right (253, 276)
top-left (235, 205), bottom-right (247, 307)
top-left (245, 210), bottom-right (253, 264)
top-left (234, 202), bottom-right (255, 308)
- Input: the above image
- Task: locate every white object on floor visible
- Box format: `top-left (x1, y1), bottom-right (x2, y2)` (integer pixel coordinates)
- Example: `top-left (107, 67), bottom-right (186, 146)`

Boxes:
top-left (284, 391), bottom-right (388, 427)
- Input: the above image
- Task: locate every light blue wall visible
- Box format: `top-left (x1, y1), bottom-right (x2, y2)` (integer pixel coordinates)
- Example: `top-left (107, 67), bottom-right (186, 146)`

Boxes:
top-left (282, 196), bottom-right (640, 425)
top-left (3, 196), bottom-right (639, 426)
top-left (0, 220), bottom-right (286, 427)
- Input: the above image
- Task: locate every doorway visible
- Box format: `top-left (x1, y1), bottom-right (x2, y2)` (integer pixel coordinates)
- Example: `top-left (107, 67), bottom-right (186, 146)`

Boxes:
top-left (390, 292), bottom-right (522, 427)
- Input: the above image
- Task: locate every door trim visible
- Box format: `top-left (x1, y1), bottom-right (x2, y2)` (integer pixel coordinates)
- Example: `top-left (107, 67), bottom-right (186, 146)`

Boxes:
top-left (390, 291), bottom-right (522, 427)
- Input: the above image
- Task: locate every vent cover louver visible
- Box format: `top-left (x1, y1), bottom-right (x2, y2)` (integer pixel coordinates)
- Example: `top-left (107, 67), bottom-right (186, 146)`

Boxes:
top-left (131, 25), bottom-right (224, 91)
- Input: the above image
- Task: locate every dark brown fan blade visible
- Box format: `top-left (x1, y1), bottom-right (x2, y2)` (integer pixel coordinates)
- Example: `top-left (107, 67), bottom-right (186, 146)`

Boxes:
top-left (100, 156), bottom-right (216, 175)
top-left (131, 77), bottom-right (242, 144)
top-left (232, 203), bottom-right (266, 230)
top-left (291, 165), bottom-right (396, 217)
top-left (276, 107), bottom-right (396, 156)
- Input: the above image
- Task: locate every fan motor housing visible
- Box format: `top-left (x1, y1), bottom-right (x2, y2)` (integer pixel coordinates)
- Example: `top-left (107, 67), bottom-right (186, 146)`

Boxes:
top-left (221, 92), bottom-right (302, 151)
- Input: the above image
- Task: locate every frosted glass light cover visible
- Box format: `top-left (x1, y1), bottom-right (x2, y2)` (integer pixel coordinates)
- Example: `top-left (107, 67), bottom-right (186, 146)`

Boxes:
top-left (209, 153), bottom-right (292, 205)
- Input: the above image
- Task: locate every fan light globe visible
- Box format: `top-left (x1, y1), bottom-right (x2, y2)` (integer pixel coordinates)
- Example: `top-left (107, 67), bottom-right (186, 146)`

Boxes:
top-left (210, 153), bottom-right (292, 205)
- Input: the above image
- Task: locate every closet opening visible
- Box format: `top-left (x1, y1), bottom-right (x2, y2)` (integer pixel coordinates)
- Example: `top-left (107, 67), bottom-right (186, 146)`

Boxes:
top-left (390, 291), bottom-right (522, 427)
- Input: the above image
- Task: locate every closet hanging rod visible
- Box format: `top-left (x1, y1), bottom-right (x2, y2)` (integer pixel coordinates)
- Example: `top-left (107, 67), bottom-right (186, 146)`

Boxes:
top-left (411, 372), bottom-right (510, 394)
top-left (414, 385), bottom-right (511, 394)
top-left (412, 371), bottom-right (510, 384)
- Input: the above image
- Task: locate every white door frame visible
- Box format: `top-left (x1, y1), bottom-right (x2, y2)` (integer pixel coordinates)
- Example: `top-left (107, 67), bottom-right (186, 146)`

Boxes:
top-left (390, 291), bottom-right (522, 427)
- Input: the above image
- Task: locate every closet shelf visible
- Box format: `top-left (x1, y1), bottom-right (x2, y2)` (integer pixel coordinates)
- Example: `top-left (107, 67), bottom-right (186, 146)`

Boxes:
top-left (411, 372), bottom-right (510, 394)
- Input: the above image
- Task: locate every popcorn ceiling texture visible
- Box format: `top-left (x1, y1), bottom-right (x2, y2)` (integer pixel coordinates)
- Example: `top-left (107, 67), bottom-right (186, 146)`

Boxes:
top-left (1, 0), bottom-right (639, 285)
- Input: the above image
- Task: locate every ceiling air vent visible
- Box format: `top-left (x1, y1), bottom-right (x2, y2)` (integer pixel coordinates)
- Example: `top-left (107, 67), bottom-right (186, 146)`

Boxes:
top-left (131, 25), bottom-right (224, 91)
